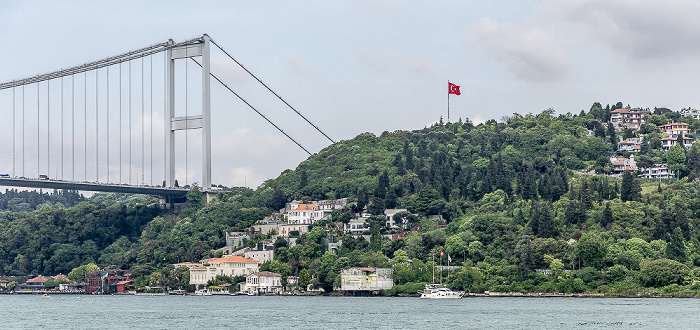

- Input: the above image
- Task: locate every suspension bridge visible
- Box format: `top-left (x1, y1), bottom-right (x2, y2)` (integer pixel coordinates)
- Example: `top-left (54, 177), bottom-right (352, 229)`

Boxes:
top-left (0, 34), bottom-right (333, 205)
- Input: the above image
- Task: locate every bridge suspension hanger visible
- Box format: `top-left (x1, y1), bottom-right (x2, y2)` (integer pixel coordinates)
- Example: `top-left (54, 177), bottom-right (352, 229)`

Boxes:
top-left (189, 57), bottom-right (313, 156)
top-left (209, 38), bottom-right (336, 144)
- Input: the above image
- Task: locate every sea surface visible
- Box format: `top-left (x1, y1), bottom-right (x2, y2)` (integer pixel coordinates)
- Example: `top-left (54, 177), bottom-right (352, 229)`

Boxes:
top-left (2, 295), bottom-right (699, 329)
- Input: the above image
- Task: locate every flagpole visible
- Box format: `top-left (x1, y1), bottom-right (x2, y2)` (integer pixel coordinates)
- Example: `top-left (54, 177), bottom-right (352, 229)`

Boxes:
top-left (447, 80), bottom-right (450, 123)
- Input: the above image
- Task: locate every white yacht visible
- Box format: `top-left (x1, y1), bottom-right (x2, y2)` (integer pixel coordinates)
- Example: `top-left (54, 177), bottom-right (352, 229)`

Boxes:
top-left (420, 284), bottom-right (464, 299)
top-left (194, 289), bottom-right (212, 296)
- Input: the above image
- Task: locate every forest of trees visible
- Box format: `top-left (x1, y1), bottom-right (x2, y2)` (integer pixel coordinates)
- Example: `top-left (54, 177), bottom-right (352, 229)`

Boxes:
top-left (5, 102), bottom-right (700, 296)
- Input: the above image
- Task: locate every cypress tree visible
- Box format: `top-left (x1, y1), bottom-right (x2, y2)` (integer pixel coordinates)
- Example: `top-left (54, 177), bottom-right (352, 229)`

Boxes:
top-left (666, 227), bottom-right (687, 262)
top-left (607, 123), bottom-right (617, 150)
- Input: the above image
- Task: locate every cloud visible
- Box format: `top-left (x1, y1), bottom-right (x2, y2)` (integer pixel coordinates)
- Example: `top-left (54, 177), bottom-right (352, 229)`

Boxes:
top-left (356, 50), bottom-right (440, 79)
top-left (542, 0), bottom-right (700, 60)
top-left (285, 56), bottom-right (317, 77)
top-left (472, 18), bottom-right (569, 82)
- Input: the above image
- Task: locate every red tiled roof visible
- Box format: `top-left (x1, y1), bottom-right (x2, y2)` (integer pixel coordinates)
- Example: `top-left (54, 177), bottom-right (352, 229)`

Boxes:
top-left (610, 108), bottom-right (628, 113)
top-left (202, 256), bottom-right (259, 263)
top-left (355, 267), bottom-right (377, 272)
top-left (291, 204), bottom-right (318, 211)
top-left (26, 276), bottom-right (48, 283)
top-left (52, 274), bottom-right (70, 282)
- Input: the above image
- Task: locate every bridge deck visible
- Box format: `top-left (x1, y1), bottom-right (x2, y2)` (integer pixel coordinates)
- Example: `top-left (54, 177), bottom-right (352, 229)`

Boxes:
top-left (0, 178), bottom-right (189, 197)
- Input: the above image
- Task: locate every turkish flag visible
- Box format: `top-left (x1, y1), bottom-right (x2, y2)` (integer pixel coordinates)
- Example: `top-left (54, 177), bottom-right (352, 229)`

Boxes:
top-left (440, 251), bottom-right (444, 257)
top-left (448, 82), bottom-right (461, 95)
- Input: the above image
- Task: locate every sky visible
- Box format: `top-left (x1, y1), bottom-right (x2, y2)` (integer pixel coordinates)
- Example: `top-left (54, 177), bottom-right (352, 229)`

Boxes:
top-left (1, 0), bottom-right (700, 189)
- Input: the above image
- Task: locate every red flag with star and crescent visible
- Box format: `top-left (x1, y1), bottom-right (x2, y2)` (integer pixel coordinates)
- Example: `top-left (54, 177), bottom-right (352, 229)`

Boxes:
top-left (448, 82), bottom-right (461, 95)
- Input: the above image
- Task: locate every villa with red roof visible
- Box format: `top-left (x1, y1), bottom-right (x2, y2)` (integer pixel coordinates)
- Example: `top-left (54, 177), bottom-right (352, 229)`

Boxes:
top-left (659, 122), bottom-right (691, 137)
top-left (662, 136), bottom-right (693, 151)
top-left (189, 255), bottom-right (260, 287)
top-left (609, 107), bottom-right (650, 131)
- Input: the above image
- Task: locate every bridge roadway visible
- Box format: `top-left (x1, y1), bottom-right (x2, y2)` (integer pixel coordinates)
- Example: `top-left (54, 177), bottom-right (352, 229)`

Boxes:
top-left (0, 178), bottom-right (189, 197)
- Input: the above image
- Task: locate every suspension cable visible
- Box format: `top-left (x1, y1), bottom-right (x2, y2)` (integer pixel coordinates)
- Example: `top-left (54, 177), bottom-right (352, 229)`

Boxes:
top-left (61, 77), bottom-right (64, 180)
top-left (95, 69), bottom-right (99, 182)
top-left (119, 62), bottom-right (123, 184)
top-left (210, 38), bottom-right (335, 144)
top-left (12, 87), bottom-right (15, 177)
top-left (190, 58), bottom-right (312, 156)
top-left (141, 57), bottom-right (145, 186)
top-left (72, 75), bottom-right (74, 181)
top-left (84, 71), bottom-right (87, 181)
top-left (107, 66), bottom-right (110, 183)
top-left (150, 55), bottom-right (153, 186)
top-left (185, 58), bottom-right (188, 186)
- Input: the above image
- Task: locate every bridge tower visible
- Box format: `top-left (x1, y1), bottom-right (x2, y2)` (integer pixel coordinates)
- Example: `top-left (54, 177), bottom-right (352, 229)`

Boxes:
top-left (166, 35), bottom-right (212, 190)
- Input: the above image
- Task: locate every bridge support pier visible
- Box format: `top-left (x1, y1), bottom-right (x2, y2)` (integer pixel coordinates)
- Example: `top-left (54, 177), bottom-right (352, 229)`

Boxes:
top-left (166, 35), bottom-right (212, 191)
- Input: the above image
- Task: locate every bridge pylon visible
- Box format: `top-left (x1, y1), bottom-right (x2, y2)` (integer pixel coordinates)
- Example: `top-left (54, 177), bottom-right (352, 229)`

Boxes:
top-left (166, 34), bottom-right (212, 190)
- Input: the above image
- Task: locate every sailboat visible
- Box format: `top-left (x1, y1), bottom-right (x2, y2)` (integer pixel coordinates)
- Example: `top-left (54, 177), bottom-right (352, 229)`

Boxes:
top-left (420, 251), bottom-right (464, 299)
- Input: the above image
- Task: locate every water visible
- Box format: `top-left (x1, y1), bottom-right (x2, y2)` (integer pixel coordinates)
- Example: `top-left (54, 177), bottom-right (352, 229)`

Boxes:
top-left (2, 295), bottom-right (699, 329)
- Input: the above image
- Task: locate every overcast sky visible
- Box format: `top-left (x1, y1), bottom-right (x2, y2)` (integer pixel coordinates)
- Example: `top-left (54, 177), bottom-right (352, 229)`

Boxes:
top-left (1, 0), bottom-right (699, 189)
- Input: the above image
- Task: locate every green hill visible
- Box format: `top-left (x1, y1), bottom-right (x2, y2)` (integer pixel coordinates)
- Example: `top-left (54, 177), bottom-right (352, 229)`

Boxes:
top-left (4, 104), bottom-right (700, 296)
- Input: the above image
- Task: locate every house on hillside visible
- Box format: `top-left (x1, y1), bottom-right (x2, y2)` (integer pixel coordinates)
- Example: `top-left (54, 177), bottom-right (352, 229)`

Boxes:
top-left (661, 136), bottom-right (694, 150)
top-left (610, 156), bottom-right (637, 177)
top-left (680, 108), bottom-right (700, 120)
top-left (659, 122), bottom-right (691, 138)
top-left (640, 164), bottom-right (674, 179)
top-left (609, 107), bottom-right (650, 131)
top-left (618, 137), bottom-right (643, 153)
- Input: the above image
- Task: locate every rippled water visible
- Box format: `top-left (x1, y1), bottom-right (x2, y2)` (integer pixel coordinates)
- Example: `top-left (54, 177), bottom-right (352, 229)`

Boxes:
top-left (1, 295), bottom-right (698, 329)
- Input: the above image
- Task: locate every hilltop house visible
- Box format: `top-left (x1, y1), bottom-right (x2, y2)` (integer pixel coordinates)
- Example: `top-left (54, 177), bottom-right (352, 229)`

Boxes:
top-left (680, 108), bottom-right (700, 120)
top-left (609, 107), bottom-right (650, 131)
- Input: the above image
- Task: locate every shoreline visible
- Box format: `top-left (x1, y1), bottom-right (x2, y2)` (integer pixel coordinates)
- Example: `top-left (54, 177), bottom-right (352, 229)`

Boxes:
top-left (4, 291), bottom-right (700, 299)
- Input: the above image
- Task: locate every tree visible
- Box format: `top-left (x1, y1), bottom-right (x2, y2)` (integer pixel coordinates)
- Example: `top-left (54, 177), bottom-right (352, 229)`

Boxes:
top-left (620, 171), bottom-right (641, 202)
top-left (666, 227), bottom-right (687, 262)
top-left (667, 144), bottom-right (687, 178)
top-left (297, 269), bottom-right (311, 291)
top-left (607, 123), bottom-right (617, 150)
top-left (575, 233), bottom-right (606, 269)
top-left (68, 263), bottom-right (100, 283)
top-left (639, 258), bottom-right (689, 287)
top-left (601, 202), bottom-right (613, 228)
top-left (529, 201), bottom-right (558, 238)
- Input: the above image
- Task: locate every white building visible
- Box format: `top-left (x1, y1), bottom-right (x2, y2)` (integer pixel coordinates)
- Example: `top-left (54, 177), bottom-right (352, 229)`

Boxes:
top-left (610, 155), bottom-right (637, 177)
top-left (344, 218), bottom-right (367, 235)
top-left (617, 137), bottom-right (642, 153)
top-left (659, 122), bottom-right (691, 138)
top-left (189, 256), bottom-right (260, 286)
top-left (681, 108), bottom-right (700, 120)
top-left (340, 267), bottom-right (393, 292)
top-left (225, 232), bottom-right (250, 249)
top-left (384, 209), bottom-right (409, 228)
top-left (244, 250), bottom-right (274, 264)
top-left (240, 271), bottom-right (284, 295)
top-left (661, 136), bottom-right (694, 151)
top-left (640, 164), bottom-right (674, 179)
